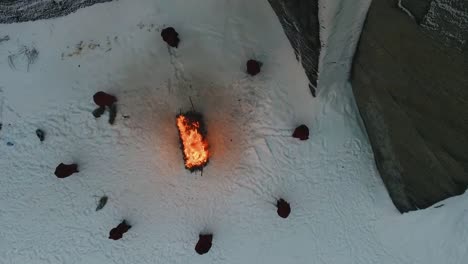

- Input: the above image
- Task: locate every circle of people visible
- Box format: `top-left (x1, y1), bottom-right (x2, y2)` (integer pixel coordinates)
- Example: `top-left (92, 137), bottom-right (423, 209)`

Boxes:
top-left (50, 27), bottom-right (310, 255)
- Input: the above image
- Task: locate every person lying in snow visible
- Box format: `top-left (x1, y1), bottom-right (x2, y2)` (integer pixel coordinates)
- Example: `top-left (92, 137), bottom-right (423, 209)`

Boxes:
top-left (161, 27), bottom-right (180, 48)
top-left (276, 199), bottom-right (291, 219)
top-left (54, 163), bottom-right (79, 178)
top-left (292, 124), bottom-right (309, 140)
top-left (246, 59), bottom-right (261, 76)
top-left (109, 220), bottom-right (131, 240)
top-left (92, 91), bottom-right (117, 125)
top-left (195, 234), bottom-right (213, 255)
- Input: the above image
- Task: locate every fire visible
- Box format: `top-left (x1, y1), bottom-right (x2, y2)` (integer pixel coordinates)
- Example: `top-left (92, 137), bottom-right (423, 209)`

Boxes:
top-left (176, 112), bottom-right (209, 171)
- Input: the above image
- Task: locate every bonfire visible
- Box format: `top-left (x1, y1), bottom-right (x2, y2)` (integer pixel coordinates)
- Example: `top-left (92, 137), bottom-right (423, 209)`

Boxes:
top-left (176, 111), bottom-right (210, 172)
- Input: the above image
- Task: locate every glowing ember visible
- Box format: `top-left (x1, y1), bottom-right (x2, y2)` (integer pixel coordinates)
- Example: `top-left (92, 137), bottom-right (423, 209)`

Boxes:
top-left (176, 112), bottom-right (209, 171)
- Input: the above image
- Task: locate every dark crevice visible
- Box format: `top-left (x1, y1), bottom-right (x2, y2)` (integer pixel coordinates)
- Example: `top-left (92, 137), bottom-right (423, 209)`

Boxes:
top-left (267, 0), bottom-right (320, 90)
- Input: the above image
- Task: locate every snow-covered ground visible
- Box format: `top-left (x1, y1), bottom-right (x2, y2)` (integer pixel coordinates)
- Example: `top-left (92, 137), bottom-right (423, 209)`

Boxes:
top-left (0, 0), bottom-right (466, 263)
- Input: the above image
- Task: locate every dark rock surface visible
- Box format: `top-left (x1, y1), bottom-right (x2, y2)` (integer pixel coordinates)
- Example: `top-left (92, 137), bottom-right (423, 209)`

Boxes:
top-left (400, 0), bottom-right (432, 22)
top-left (351, 0), bottom-right (468, 212)
top-left (401, 0), bottom-right (467, 51)
top-left (0, 0), bottom-right (112, 24)
top-left (267, 0), bottom-right (320, 95)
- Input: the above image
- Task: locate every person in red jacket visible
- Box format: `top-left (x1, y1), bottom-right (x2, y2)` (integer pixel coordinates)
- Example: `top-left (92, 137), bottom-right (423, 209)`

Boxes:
top-left (161, 27), bottom-right (180, 48)
top-left (276, 198), bottom-right (291, 218)
top-left (292, 124), bottom-right (309, 140)
top-left (109, 220), bottom-right (131, 240)
top-left (246, 59), bottom-right (262, 76)
top-left (54, 163), bottom-right (79, 178)
top-left (92, 91), bottom-right (117, 125)
top-left (195, 234), bottom-right (213, 255)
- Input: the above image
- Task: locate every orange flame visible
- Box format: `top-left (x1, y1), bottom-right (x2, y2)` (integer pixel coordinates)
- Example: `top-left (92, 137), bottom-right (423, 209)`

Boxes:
top-left (176, 114), bottom-right (209, 170)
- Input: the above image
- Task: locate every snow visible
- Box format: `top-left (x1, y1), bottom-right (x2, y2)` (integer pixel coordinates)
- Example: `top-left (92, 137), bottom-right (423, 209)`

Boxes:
top-left (0, 0), bottom-right (467, 263)
top-left (378, 194), bottom-right (468, 264)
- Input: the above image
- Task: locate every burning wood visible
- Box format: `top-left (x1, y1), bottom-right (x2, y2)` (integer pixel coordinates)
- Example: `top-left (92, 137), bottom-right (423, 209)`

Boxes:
top-left (176, 111), bottom-right (209, 171)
